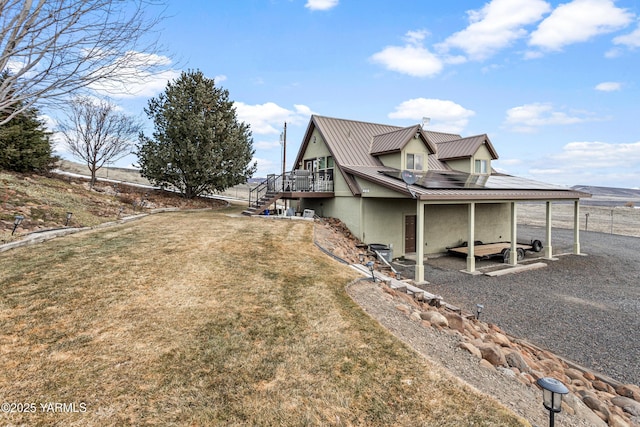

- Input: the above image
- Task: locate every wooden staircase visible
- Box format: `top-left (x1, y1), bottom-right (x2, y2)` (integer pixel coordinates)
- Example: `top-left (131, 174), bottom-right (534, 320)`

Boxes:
top-left (242, 190), bottom-right (282, 216)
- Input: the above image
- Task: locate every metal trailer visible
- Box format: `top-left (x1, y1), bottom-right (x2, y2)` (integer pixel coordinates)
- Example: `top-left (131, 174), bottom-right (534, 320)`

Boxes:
top-left (447, 240), bottom-right (543, 263)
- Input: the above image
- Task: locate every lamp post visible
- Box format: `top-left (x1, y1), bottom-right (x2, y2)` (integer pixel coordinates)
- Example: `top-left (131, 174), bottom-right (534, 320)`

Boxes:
top-left (12, 215), bottom-right (24, 235)
top-left (537, 377), bottom-right (569, 427)
top-left (476, 303), bottom-right (484, 320)
top-left (366, 261), bottom-right (376, 282)
top-left (65, 212), bottom-right (73, 226)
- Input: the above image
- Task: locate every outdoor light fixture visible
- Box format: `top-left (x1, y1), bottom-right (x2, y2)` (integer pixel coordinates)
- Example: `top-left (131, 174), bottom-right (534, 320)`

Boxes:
top-left (476, 303), bottom-right (484, 320)
top-left (366, 261), bottom-right (376, 282)
top-left (358, 253), bottom-right (365, 263)
top-left (12, 215), bottom-right (24, 235)
top-left (537, 377), bottom-right (569, 427)
top-left (65, 212), bottom-right (73, 226)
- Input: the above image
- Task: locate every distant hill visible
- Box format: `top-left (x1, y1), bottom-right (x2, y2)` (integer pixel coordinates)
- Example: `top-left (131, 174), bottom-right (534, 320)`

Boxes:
top-left (572, 185), bottom-right (640, 206)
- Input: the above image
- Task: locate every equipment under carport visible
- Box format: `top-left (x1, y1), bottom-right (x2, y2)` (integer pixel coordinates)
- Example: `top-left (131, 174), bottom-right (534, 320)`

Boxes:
top-left (447, 240), bottom-right (543, 263)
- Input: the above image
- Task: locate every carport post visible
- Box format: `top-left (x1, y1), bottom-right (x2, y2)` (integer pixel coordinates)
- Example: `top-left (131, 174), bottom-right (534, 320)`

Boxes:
top-left (545, 201), bottom-right (553, 259)
top-left (509, 202), bottom-right (517, 265)
top-left (573, 200), bottom-right (581, 255)
top-left (466, 202), bottom-right (476, 273)
top-left (415, 200), bottom-right (425, 282)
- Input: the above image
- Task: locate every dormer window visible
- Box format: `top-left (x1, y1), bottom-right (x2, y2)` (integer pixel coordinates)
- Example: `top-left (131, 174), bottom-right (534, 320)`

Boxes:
top-left (406, 153), bottom-right (424, 171)
top-left (475, 159), bottom-right (488, 174)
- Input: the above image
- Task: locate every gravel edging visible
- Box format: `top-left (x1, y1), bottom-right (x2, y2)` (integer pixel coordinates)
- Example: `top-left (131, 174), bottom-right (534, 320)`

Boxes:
top-left (346, 279), bottom-right (603, 427)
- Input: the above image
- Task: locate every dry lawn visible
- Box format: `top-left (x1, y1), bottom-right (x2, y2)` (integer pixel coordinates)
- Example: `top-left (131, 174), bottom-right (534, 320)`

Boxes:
top-left (0, 209), bottom-right (526, 426)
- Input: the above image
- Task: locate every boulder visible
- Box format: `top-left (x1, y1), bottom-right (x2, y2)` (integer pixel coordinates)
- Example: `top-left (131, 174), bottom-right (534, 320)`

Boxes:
top-left (608, 414), bottom-right (631, 427)
top-left (419, 311), bottom-right (448, 327)
top-left (491, 332), bottom-right (512, 347)
top-left (583, 395), bottom-right (610, 421)
top-left (565, 368), bottom-right (585, 381)
top-left (563, 393), bottom-right (608, 427)
top-left (616, 384), bottom-right (640, 402)
top-left (442, 311), bottom-right (465, 334)
top-left (612, 396), bottom-right (640, 417)
top-left (459, 342), bottom-right (482, 359)
top-left (505, 351), bottom-right (530, 373)
top-left (479, 359), bottom-right (495, 370)
top-left (477, 343), bottom-right (507, 367)
top-left (410, 311), bottom-right (422, 321)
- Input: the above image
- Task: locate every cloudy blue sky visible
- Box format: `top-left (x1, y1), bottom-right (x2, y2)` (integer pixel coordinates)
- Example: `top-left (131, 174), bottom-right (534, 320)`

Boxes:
top-left (54, 0), bottom-right (640, 188)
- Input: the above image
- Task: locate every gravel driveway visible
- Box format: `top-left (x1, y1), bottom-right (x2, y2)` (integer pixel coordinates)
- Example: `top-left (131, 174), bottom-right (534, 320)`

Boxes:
top-left (394, 225), bottom-right (640, 386)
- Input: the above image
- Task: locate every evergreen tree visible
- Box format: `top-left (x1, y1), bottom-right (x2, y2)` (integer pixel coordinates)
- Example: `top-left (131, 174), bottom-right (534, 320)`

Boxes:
top-left (137, 70), bottom-right (256, 198)
top-left (0, 102), bottom-right (58, 173)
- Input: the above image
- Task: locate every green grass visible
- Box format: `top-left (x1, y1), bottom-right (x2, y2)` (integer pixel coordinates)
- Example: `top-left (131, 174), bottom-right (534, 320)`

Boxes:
top-left (0, 210), bottom-right (527, 426)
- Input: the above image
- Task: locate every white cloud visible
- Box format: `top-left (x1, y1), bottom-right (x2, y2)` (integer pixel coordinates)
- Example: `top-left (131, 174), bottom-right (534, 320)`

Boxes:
top-left (253, 156), bottom-right (280, 178)
top-left (235, 102), bottom-right (314, 135)
top-left (305, 0), bottom-right (338, 11)
top-left (388, 98), bottom-right (475, 133)
top-left (525, 141), bottom-right (640, 186)
top-left (595, 81), bottom-right (621, 91)
top-left (370, 30), bottom-right (443, 77)
top-left (438, 0), bottom-right (551, 61)
top-left (214, 75), bottom-right (227, 83)
top-left (529, 0), bottom-right (633, 51)
top-left (613, 23), bottom-right (640, 48)
top-left (504, 103), bottom-right (597, 132)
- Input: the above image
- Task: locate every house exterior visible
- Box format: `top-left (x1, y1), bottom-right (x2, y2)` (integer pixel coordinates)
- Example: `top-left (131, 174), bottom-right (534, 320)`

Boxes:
top-left (246, 115), bottom-right (590, 280)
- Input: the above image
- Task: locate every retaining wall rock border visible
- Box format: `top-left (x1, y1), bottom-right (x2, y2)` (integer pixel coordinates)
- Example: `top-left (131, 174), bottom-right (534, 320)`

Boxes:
top-left (381, 282), bottom-right (640, 427)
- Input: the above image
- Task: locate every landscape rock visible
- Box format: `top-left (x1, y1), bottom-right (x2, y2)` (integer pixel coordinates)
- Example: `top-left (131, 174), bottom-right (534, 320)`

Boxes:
top-left (565, 368), bottom-right (585, 381)
top-left (505, 350), bottom-right (530, 373)
top-left (477, 343), bottom-right (507, 367)
top-left (419, 310), bottom-right (448, 327)
top-left (583, 395), bottom-right (610, 421)
top-left (612, 396), bottom-right (640, 417)
top-left (442, 311), bottom-right (465, 333)
top-left (617, 384), bottom-right (640, 402)
top-left (459, 342), bottom-right (482, 359)
top-left (609, 413), bottom-right (631, 427)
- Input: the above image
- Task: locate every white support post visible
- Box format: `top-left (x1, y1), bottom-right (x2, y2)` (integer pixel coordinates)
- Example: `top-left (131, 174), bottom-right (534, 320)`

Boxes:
top-left (415, 200), bottom-right (425, 282)
top-left (509, 202), bottom-right (517, 265)
top-left (573, 200), bottom-right (581, 255)
top-left (466, 202), bottom-right (476, 273)
top-left (545, 201), bottom-right (553, 259)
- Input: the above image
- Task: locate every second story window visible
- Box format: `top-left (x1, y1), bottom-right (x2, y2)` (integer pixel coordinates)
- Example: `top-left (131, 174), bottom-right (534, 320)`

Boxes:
top-left (475, 159), bottom-right (489, 174)
top-left (406, 153), bottom-right (424, 170)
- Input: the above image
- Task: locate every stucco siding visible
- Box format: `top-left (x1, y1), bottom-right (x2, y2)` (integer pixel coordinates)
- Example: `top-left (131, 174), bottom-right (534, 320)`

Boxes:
top-left (423, 203), bottom-right (511, 254)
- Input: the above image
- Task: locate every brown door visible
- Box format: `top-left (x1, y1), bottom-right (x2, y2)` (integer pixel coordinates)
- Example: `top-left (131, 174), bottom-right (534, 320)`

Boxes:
top-left (405, 215), bottom-right (416, 253)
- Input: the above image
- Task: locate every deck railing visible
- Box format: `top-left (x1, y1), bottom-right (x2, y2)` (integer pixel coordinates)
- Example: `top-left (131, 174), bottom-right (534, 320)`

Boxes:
top-left (248, 170), bottom-right (334, 208)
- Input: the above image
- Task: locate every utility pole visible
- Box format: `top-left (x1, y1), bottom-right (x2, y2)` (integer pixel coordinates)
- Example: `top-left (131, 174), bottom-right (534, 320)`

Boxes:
top-left (282, 122), bottom-right (287, 179)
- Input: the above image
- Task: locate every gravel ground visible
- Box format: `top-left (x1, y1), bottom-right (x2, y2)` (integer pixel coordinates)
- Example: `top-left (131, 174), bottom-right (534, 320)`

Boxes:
top-left (393, 225), bottom-right (640, 387)
top-left (347, 280), bottom-right (601, 427)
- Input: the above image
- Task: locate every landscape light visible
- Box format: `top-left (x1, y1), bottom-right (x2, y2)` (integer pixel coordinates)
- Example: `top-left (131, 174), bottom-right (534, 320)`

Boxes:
top-left (65, 212), bottom-right (73, 226)
top-left (358, 253), bottom-right (365, 263)
top-left (366, 261), bottom-right (375, 282)
top-left (12, 215), bottom-right (24, 235)
top-left (537, 377), bottom-right (569, 427)
top-left (476, 304), bottom-right (484, 320)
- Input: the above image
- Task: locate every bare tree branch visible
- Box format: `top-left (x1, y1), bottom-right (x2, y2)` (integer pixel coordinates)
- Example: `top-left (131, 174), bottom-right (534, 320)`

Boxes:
top-left (0, 0), bottom-right (168, 125)
top-left (59, 96), bottom-right (142, 187)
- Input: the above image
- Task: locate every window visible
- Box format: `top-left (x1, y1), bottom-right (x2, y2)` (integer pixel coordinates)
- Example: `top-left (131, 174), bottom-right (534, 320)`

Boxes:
top-left (475, 159), bottom-right (488, 174)
top-left (406, 153), bottom-right (424, 170)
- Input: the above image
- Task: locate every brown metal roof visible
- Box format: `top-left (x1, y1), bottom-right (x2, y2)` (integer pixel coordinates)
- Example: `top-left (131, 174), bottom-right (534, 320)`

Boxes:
top-left (297, 115), bottom-right (455, 167)
top-left (436, 134), bottom-right (499, 160)
top-left (294, 115), bottom-right (590, 201)
top-left (370, 126), bottom-right (417, 155)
